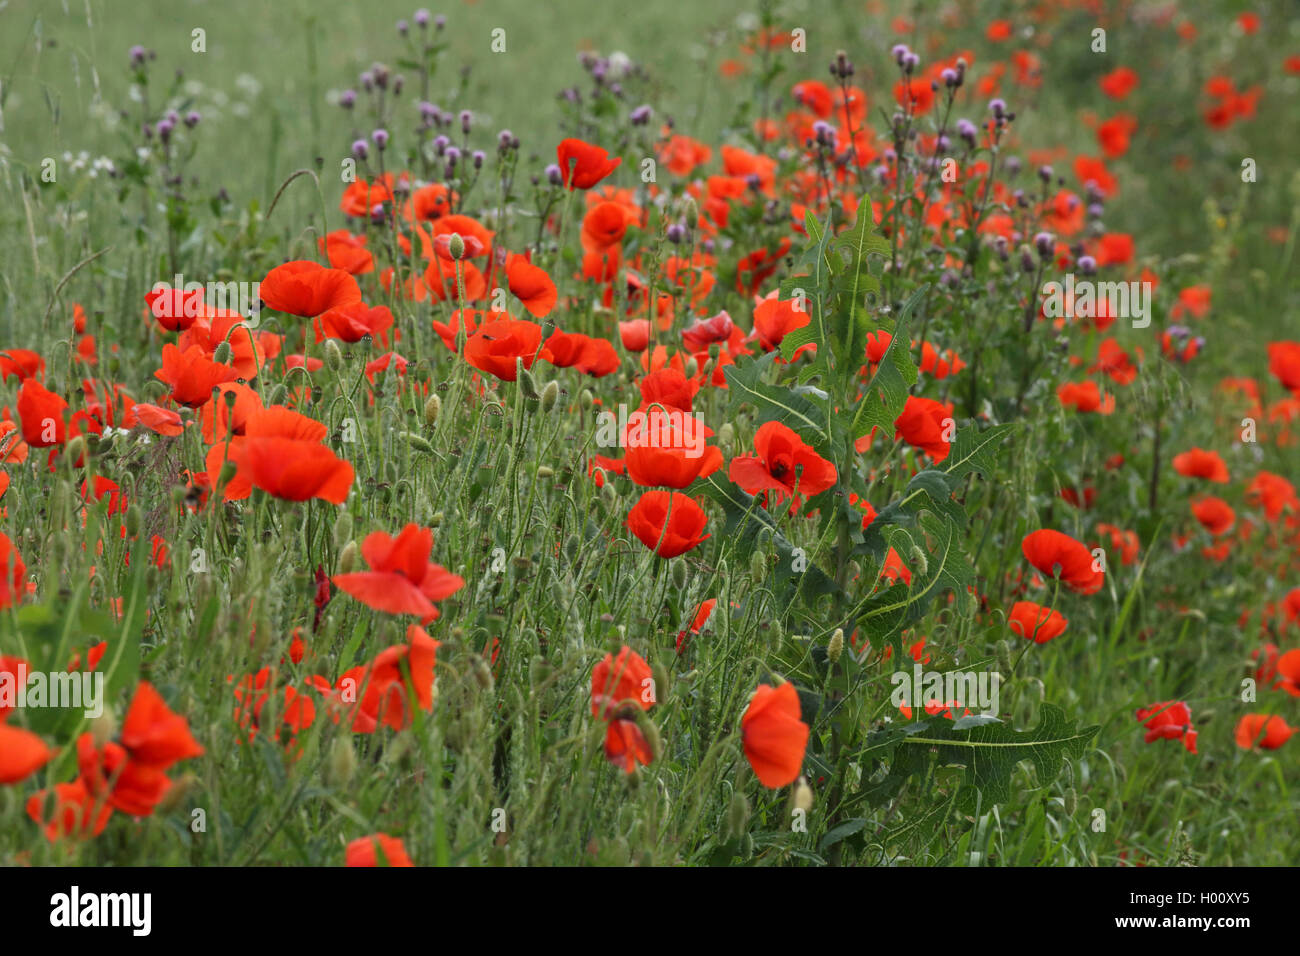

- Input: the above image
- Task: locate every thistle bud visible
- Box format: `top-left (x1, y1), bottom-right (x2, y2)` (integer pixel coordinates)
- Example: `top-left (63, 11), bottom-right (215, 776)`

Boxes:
top-left (827, 628), bottom-right (844, 664)
top-left (338, 539), bottom-right (359, 574)
top-left (324, 338), bottom-right (344, 371)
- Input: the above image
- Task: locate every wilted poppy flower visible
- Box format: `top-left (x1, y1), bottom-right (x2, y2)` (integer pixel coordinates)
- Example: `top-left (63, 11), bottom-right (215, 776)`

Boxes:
top-left (1135, 701), bottom-right (1197, 754)
top-left (345, 833), bottom-right (415, 867)
top-left (604, 718), bottom-right (654, 774)
top-left (333, 524), bottom-right (464, 623)
top-left (728, 420), bottom-right (837, 512)
top-left (625, 490), bottom-right (710, 558)
top-left (1191, 496), bottom-right (1235, 536)
top-left (1172, 448), bottom-right (1229, 483)
top-left (1021, 529), bottom-right (1104, 595)
top-left (741, 682), bottom-right (809, 788)
top-left (0, 722), bottom-right (52, 784)
top-left (463, 318), bottom-right (547, 382)
top-left (1234, 713), bottom-right (1293, 751)
top-left (505, 253), bottom-right (558, 318)
top-left (590, 646), bottom-right (654, 718)
top-left (1008, 601), bottom-right (1069, 644)
top-left (557, 138), bottom-right (622, 190)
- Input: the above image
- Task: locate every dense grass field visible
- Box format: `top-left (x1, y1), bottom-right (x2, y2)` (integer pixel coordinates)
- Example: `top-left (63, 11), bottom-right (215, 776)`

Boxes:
top-left (0, 0), bottom-right (1297, 868)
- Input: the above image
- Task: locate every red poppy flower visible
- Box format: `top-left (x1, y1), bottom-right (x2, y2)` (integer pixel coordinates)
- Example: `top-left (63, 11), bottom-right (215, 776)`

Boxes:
top-left (0, 722), bottom-right (52, 784)
top-left (333, 524), bottom-right (465, 623)
top-left (225, 436), bottom-right (355, 505)
top-left (505, 253), bottom-right (558, 318)
top-left (260, 260), bottom-right (363, 318)
top-left (0, 348), bottom-right (46, 382)
top-left (1234, 713), bottom-right (1293, 751)
top-left (354, 624), bottom-right (441, 732)
top-left (625, 490), bottom-right (710, 558)
top-left (751, 290), bottom-right (812, 354)
top-left (543, 331), bottom-right (620, 377)
top-left (26, 779), bottom-right (114, 842)
top-left (16, 378), bottom-right (68, 447)
top-left (345, 833), bottom-right (415, 867)
top-left (639, 368), bottom-right (699, 412)
top-left (1099, 66), bottom-right (1138, 100)
top-left (1191, 496), bottom-right (1235, 536)
top-left (619, 319), bottom-right (650, 352)
top-left (1007, 601), bottom-right (1069, 644)
top-left (126, 402), bottom-right (186, 437)
top-left (0, 532), bottom-right (28, 610)
top-left (590, 646), bottom-right (654, 718)
top-left (894, 396), bottom-right (956, 461)
top-left (76, 734), bottom-right (171, 817)
top-left (463, 319), bottom-right (547, 382)
top-left (604, 718), bottom-right (653, 774)
top-left (741, 682), bottom-right (809, 788)
top-left (314, 302), bottom-right (394, 347)
top-left (1135, 700), bottom-right (1197, 754)
top-left (1172, 448), bottom-right (1229, 483)
top-left (557, 138), bottom-right (622, 190)
top-left (155, 344), bottom-right (241, 408)
top-left (624, 411), bottom-right (722, 489)
top-left (1268, 342), bottom-right (1300, 393)
top-left (728, 420), bottom-right (837, 512)
top-left (120, 681), bottom-right (204, 770)
top-left (1021, 529), bottom-right (1105, 595)
top-left (1057, 380), bottom-right (1115, 415)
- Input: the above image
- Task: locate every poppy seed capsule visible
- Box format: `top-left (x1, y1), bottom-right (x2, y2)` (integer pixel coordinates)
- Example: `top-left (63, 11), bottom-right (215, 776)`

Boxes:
top-left (338, 539), bottom-right (359, 574)
top-left (827, 628), bottom-right (844, 664)
top-left (324, 339), bottom-right (344, 371)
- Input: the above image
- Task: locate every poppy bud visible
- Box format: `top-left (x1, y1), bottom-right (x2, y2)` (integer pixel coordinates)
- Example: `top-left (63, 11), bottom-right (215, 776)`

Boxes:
top-left (717, 421), bottom-right (734, 451)
top-left (827, 628), bottom-right (844, 664)
top-left (563, 533), bottom-right (580, 563)
top-left (156, 772), bottom-right (196, 815)
top-left (792, 776), bottom-right (814, 813)
top-left (517, 361), bottom-right (539, 401)
top-left (404, 431), bottom-right (435, 453)
top-left (324, 338), bottom-right (344, 371)
top-left (267, 383), bottom-right (288, 406)
top-left (726, 790), bottom-right (750, 838)
top-left (338, 539), bottom-right (359, 574)
top-left (1064, 787), bottom-right (1078, 816)
top-left (471, 656), bottom-right (494, 691)
top-left (448, 232), bottom-right (466, 260)
top-left (217, 460), bottom-right (239, 488)
top-left (332, 511), bottom-right (353, 550)
top-left (639, 714), bottom-right (663, 761)
top-left (683, 356), bottom-right (698, 378)
top-left (430, 510), bottom-right (444, 527)
top-left (540, 380), bottom-right (559, 411)
top-left (537, 465), bottom-right (554, 479)
top-left (579, 388), bottom-right (594, 410)
top-left (213, 341), bottom-right (233, 365)
top-left (909, 544), bottom-right (928, 578)
top-left (326, 736), bottom-right (357, 787)
top-left (670, 559), bottom-right (687, 590)
top-left (995, 639), bottom-right (1012, 673)
top-left (424, 392), bottom-right (442, 426)
top-left (750, 550), bottom-right (768, 585)
top-left (63, 435), bottom-right (87, 469)
top-left (125, 504), bottom-right (143, 538)
top-left (600, 482), bottom-right (617, 509)
top-left (90, 707), bottom-right (116, 748)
